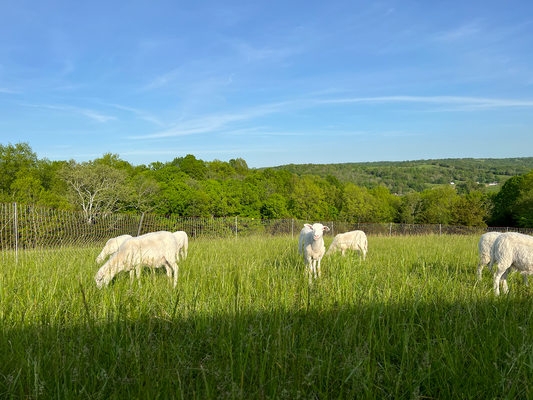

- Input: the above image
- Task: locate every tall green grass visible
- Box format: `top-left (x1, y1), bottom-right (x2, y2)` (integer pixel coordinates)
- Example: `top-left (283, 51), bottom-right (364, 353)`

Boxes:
top-left (1, 235), bottom-right (533, 399)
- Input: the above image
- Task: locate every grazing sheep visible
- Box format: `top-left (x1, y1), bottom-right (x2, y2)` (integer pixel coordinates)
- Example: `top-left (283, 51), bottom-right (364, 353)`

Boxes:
top-left (326, 230), bottom-right (367, 259)
top-left (302, 223), bottom-right (330, 283)
top-left (95, 231), bottom-right (179, 289)
top-left (476, 232), bottom-right (528, 285)
top-left (298, 226), bottom-right (313, 255)
top-left (476, 232), bottom-right (501, 279)
top-left (95, 234), bottom-right (132, 263)
top-left (172, 231), bottom-right (188, 261)
top-left (490, 232), bottom-right (533, 295)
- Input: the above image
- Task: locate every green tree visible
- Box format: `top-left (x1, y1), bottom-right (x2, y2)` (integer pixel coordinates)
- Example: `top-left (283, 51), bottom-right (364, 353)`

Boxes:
top-left (368, 186), bottom-right (398, 222)
top-left (450, 193), bottom-right (489, 227)
top-left (0, 142), bottom-right (38, 200)
top-left (94, 152), bottom-right (134, 172)
top-left (455, 180), bottom-right (485, 195)
top-left (397, 192), bottom-right (423, 224)
top-left (153, 172), bottom-right (193, 216)
top-left (229, 158), bottom-right (249, 176)
top-left (206, 159), bottom-right (236, 180)
top-left (339, 183), bottom-right (376, 223)
top-left (512, 189), bottom-right (533, 228)
top-left (261, 193), bottom-right (290, 219)
top-left (490, 174), bottom-right (525, 226)
top-left (173, 154), bottom-right (206, 180)
top-left (418, 186), bottom-right (458, 225)
top-left (288, 176), bottom-right (331, 220)
top-left (10, 169), bottom-right (43, 205)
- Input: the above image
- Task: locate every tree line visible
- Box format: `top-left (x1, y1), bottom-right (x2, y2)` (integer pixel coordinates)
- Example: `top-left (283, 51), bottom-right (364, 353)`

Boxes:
top-left (1, 142), bottom-right (532, 227)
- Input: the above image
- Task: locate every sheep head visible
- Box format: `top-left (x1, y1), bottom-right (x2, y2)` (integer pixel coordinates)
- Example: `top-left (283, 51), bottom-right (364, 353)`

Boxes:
top-left (304, 223), bottom-right (330, 240)
top-left (95, 265), bottom-right (110, 289)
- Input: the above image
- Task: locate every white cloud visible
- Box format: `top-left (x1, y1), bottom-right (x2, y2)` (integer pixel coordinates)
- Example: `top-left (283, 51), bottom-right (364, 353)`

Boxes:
top-left (141, 68), bottom-right (181, 91)
top-left (319, 95), bottom-right (533, 109)
top-left (0, 87), bottom-right (20, 94)
top-left (435, 22), bottom-right (481, 42)
top-left (238, 43), bottom-right (303, 62)
top-left (128, 102), bottom-right (291, 139)
top-left (23, 103), bottom-right (116, 122)
top-left (106, 103), bottom-right (165, 126)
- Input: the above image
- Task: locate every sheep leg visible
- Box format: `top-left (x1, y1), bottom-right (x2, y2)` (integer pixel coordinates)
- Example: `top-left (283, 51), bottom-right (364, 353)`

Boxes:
top-left (493, 268), bottom-right (504, 296)
top-left (494, 267), bottom-right (510, 295)
top-left (163, 260), bottom-right (172, 278)
top-left (476, 261), bottom-right (486, 281)
top-left (307, 260), bottom-right (314, 284)
top-left (523, 275), bottom-right (529, 286)
top-left (317, 258), bottom-right (322, 278)
top-left (501, 269), bottom-right (510, 294)
top-left (135, 266), bottom-right (142, 286)
top-left (486, 261), bottom-right (494, 274)
top-left (170, 261), bottom-right (179, 287)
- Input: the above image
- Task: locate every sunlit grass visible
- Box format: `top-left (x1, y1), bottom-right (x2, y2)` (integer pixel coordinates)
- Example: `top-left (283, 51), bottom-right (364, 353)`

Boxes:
top-left (1, 235), bottom-right (533, 398)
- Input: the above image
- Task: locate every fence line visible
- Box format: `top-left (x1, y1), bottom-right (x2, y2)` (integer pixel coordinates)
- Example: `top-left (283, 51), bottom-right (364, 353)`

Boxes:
top-left (1, 202), bottom-right (533, 264)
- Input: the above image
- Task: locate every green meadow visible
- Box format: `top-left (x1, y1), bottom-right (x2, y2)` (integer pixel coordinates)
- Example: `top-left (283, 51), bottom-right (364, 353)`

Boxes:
top-left (1, 235), bottom-right (533, 399)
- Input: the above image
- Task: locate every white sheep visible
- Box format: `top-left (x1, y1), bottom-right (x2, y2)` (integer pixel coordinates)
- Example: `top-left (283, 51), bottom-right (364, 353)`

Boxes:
top-left (476, 232), bottom-right (501, 279)
top-left (172, 231), bottom-right (188, 261)
top-left (298, 226), bottom-right (312, 255)
top-left (95, 234), bottom-right (132, 263)
top-left (490, 232), bottom-right (533, 295)
top-left (476, 232), bottom-right (528, 285)
top-left (95, 231), bottom-right (179, 289)
top-left (301, 223), bottom-right (330, 283)
top-left (326, 230), bottom-right (367, 259)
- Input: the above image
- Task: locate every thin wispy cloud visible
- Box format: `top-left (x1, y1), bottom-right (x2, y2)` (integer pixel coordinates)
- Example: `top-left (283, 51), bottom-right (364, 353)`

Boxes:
top-left (221, 127), bottom-right (304, 137)
top-left (237, 42), bottom-right (304, 62)
top-left (126, 94), bottom-right (533, 142)
top-left (225, 73), bottom-right (235, 85)
top-left (23, 104), bottom-right (116, 122)
top-left (106, 103), bottom-right (165, 126)
top-left (141, 68), bottom-right (182, 91)
top-left (319, 96), bottom-right (533, 109)
top-left (128, 102), bottom-right (292, 139)
top-left (0, 87), bottom-right (21, 94)
top-left (436, 22), bottom-right (481, 42)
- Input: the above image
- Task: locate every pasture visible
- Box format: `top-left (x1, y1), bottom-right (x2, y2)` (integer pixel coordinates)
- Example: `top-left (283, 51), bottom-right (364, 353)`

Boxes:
top-left (1, 235), bottom-right (533, 399)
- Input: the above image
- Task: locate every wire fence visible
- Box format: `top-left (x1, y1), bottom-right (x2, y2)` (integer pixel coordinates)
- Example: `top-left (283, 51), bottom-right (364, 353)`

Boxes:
top-left (2, 202), bottom-right (533, 264)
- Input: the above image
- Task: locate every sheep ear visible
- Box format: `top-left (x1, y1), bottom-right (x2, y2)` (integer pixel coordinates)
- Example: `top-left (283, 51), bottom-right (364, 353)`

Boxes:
top-left (304, 224), bottom-right (312, 229)
top-left (323, 226), bottom-right (330, 232)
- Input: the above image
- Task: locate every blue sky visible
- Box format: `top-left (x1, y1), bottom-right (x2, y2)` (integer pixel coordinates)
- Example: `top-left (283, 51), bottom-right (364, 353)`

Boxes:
top-left (1, 0), bottom-right (532, 168)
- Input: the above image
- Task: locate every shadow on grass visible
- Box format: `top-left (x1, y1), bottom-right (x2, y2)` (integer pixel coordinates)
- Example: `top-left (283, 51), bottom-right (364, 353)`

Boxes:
top-left (2, 293), bottom-right (533, 399)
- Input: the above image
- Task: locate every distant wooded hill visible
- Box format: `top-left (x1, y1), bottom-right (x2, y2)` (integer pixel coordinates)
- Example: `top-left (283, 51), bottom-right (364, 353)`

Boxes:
top-left (267, 157), bottom-right (533, 194)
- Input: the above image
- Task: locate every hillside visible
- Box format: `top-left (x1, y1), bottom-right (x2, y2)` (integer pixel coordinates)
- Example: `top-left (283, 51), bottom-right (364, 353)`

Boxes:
top-left (267, 157), bottom-right (533, 194)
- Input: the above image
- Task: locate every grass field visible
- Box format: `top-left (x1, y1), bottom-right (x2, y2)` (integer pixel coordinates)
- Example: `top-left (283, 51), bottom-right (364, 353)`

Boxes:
top-left (1, 235), bottom-right (533, 399)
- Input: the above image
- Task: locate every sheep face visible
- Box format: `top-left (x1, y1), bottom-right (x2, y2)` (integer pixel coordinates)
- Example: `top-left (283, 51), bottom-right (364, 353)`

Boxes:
top-left (95, 266), bottom-right (111, 289)
top-left (95, 270), bottom-right (105, 289)
top-left (304, 223), bottom-right (330, 240)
